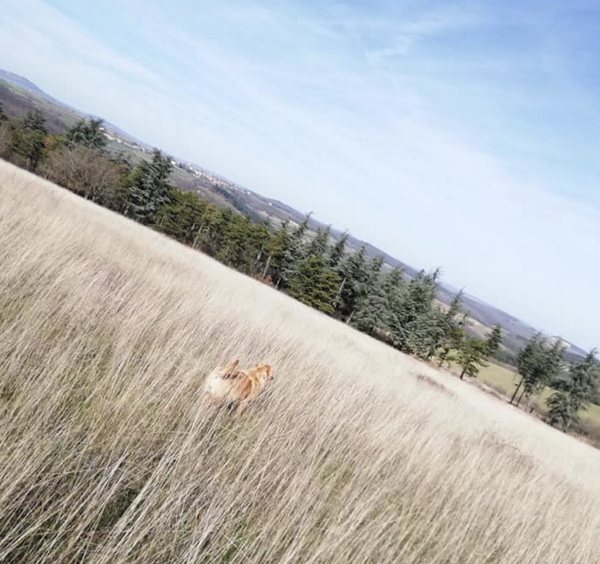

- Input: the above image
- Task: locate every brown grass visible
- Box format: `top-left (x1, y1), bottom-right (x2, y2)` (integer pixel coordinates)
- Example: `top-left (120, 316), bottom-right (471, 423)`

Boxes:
top-left (1, 160), bottom-right (599, 564)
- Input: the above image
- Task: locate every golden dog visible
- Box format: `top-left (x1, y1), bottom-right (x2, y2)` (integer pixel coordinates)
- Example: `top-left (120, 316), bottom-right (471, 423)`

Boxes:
top-left (204, 359), bottom-right (274, 414)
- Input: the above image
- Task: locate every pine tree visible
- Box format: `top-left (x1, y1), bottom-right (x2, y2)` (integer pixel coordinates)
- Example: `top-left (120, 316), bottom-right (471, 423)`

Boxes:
top-left (336, 246), bottom-right (370, 321)
top-left (486, 324), bottom-right (503, 356)
top-left (154, 189), bottom-right (209, 244)
top-left (438, 319), bottom-right (466, 367)
top-left (423, 290), bottom-right (465, 362)
top-left (329, 232), bottom-right (348, 269)
top-left (388, 269), bottom-right (439, 354)
top-left (548, 350), bottom-right (600, 432)
top-left (353, 279), bottom-right (386, 334)
top-left (65, 118), bottom-right (107, 149)
top-left (307, 226), bottom-right (330, 258)
top-left (21, 109), bottom-right (47, 134)
top-left (288, 255), bottom-right (341, 315)
top-left (510, 335), bottom-right (564, 406)
top-left (125, 149), bottom-right (174, 224)
top-left (11, 110), bottom-right (47, 171)
top-left (265, 221), bottom-right (290, 285)
top-left (278, 213), bottom-right (311, 288)
top-left (456, 337), bottom-right (487, 379)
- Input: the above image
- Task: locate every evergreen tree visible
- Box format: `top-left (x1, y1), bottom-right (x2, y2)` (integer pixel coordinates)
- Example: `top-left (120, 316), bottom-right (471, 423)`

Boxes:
top-left (265, 221), bottom-right (290, 285)
top-left (0, 102), bottom-right (7, 121)
top-left (510, 335), bottom-right (564, 406)
top-left (337, 246), bottom-right (370, 321)
top-left (125, 149), bottom-right (174, 224)
top-left (21, 109), bottom-right (47, 134)
top-left (10, 110), bottom-right (47, 171)
top-left (422, 290), bottom-right (465, 361)
top-left (288, 254), bottom-right (341, 315)
top-left (388, 269), bottom-right (439, 354)
top-left (279, 213), bottom-right (311, 288)
top-left (456, 337), bottom-right (487, 379)
top-left (329, 232), bottom-right (348, 269)
top-left (486, 324), bottom-right (503, 356)
top-left (306, 226), bottom-right (330, 258)
top-left (438, 318), bottom-right (467, 367)
top-left (353, 277), bottom-right (386, 334)
top-left (547, 350), bottom-right (600, 432)
top-left (65, 118), bottom-right (107, 149)
top-left (155, 189), bottom-right (209, 244)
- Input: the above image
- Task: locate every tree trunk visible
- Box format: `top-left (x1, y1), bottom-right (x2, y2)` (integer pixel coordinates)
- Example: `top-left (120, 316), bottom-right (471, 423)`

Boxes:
top-left (516, 386), bottom-right (527, 407)
top-left (346, 310), bottom-right (355, 325)
top-left (335, 277), bottom-right (346, 306)
top-left (460, 369), bottom-right (466, 380)
top-left (509, 378), bottom-right (523, 405)
top-left (261, 255), bottom-right (272, 279)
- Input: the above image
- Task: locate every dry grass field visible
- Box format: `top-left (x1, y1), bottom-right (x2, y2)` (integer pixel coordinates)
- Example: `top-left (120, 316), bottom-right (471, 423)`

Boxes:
top-left (1, 160), bottom-right (600, 564)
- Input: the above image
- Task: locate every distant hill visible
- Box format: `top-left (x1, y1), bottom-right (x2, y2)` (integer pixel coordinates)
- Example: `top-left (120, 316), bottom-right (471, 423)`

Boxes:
top-left (0, 68), bottom-right (587, 361)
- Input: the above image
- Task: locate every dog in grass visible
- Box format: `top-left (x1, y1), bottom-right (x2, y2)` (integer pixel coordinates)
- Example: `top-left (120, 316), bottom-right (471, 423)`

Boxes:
top-left (204, 359), bottom-right (274, 414)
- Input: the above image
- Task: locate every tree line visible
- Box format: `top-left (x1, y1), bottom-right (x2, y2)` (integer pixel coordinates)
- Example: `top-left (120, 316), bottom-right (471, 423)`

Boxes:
top-left (1, 109), bottom-right (598, 436)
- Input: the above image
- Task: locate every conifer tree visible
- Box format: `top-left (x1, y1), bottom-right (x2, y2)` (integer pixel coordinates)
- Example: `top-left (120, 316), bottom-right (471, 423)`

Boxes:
top-left (155, 189), bottom-right (209, 244)
top-left (265, 221), bottom-right (290, 285)
top-left (288, 254), bottom-right (341, 315)
top-left (21, 109), bottom-right (47, 134)
top-left (329, 232), bottom-right (348, 269)
top-left (510, 335), bottom-right (564, 406)
top-left (456, 337), bottom-right (487, 379)
top-left (65, 118), bottom-right (107, 149)
top-left (11, 110), bottom-right (47, 171)
top-left (421, 290), bottom-right (464, 361)
top-left (336, 246), bottom-right (370, 321)
top-left (438, 318), bottom-right (467, 367)
top-left (278, 213), bottom-right (311, 288)
top-left (389, 269), bottom-right (439, 354)
top-left (125, 149), bottom-right (174, 224)
top-left (307, 226), bottom-right (330, 258)
top-left (353, 277), bottom-right (386, 334)
top-left (548, 350), bottom-right (600, 432)
top-left (486, 324), bottom-right (503, 356)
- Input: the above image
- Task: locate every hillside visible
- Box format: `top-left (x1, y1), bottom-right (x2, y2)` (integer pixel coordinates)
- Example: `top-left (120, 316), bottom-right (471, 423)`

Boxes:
top-left (0, 69), bottom-right (587, 361)
top-left (1, 160), bottom-right (599, 563)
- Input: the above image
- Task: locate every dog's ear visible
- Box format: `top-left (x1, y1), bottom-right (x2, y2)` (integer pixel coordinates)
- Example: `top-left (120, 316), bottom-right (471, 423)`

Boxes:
top-left (223, 359), bottom-right (240, 379)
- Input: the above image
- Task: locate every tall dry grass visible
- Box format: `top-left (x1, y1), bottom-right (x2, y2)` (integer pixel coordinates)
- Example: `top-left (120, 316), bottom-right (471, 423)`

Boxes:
top-left (1, 160), bottom-right (599, 564)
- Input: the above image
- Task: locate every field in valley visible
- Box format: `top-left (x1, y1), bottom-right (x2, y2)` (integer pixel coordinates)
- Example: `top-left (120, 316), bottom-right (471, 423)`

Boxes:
top-left (1, 160), bottom-right (600, 564)
top-left (471, 362), bottom-right (600, 439)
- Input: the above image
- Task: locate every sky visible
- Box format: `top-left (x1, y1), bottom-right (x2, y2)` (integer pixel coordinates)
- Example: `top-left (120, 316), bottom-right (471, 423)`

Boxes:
top-left (1, 0), bottom-right (599, 350)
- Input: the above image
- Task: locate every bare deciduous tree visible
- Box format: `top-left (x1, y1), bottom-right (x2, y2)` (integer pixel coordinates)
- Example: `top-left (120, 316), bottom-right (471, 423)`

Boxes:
top-left (41, 146), bottom-right (123, 207)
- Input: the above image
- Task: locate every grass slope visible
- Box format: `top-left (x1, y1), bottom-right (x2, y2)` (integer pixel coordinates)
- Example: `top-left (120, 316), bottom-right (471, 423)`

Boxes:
top-left (1, 160), bottom-right (599, 564)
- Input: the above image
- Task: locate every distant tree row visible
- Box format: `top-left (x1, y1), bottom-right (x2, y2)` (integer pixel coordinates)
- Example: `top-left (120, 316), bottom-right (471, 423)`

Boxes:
top-left (2, 110), bottom-right (598, 436)
top-left (509, 335), bottom-right (600, 432)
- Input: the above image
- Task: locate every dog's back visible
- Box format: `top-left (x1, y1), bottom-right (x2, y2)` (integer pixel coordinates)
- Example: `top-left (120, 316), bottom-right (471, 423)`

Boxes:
top-left (204, 360), bottom-right (274, 413)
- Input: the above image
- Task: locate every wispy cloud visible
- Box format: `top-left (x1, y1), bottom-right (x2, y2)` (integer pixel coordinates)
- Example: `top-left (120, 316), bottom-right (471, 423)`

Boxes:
top-left (365, 7), bottom-right (482, 66)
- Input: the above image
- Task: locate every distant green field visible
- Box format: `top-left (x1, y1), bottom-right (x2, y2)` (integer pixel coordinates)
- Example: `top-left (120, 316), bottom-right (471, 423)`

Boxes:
top-left (474, 361), bottom-right (600, 434)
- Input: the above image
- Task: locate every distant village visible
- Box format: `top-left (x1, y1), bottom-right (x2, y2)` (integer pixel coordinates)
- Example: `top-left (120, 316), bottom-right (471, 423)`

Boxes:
top-left (101, 126), bottom-right (236, 192)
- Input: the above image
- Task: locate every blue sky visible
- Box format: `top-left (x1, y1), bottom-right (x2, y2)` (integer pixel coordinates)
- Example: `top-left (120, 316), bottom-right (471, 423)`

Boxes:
top-left (2, 0), bottom-right (599, 349)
